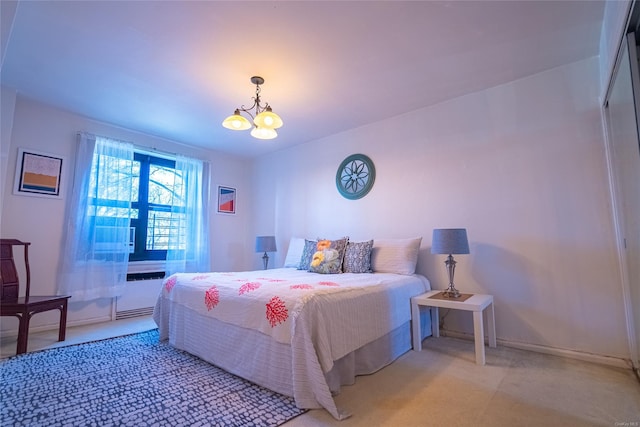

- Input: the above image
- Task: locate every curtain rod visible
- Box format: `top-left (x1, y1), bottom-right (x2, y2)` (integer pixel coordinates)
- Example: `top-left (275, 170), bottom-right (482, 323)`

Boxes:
top-left (134, 144), bottom-right (178, 159)
top-left (77, 131), bottom-right (187, 159)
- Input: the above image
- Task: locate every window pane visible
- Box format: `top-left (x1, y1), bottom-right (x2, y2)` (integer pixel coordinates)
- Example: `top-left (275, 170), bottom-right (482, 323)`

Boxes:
top-left (87, 155), bottom-right (138, 220)
top-left (148, 165), bottom-right (183, 206)
top-left (91, 206), bottom-right (137, 219)
top-left (86, 154), bottom-right (137, 256)
top-left (146, 211), bottom-right (186, 250)
top-left (94, 226), bottom-right (135, 253)
top-left (88, 154), bottom-right (137, 202)
top-left (88, 206), bottom-right (138, 219)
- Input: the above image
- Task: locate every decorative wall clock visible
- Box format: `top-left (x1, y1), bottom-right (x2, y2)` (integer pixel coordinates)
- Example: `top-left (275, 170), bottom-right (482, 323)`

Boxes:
top-left (336, 153), bottom-right (376, 200)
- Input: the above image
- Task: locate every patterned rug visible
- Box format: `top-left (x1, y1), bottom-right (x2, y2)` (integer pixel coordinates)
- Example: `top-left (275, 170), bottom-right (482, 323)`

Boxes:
top-left (0, 329), bottom-right (306, 426)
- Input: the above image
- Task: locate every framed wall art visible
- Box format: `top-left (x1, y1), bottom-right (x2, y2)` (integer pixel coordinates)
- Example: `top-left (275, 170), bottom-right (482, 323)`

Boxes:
top-left (217, 185), bottom-right (236, 214)
top-left (336, 153), bottom-right (376, 200)
top-left (13, 148), bottom-right (65, 199)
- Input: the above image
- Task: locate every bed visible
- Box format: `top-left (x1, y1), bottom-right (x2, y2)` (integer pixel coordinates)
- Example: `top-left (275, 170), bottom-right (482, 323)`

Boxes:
top-left (153, 237), bottom-right (432, 419)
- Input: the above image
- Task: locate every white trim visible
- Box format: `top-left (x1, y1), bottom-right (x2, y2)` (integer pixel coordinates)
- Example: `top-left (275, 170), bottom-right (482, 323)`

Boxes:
top-left (442, 330), bottom-right (632, 370)
top-left (601, 107), bottom-right (640, 371)
top-left (601, 26), bottom-right (640, 372)
top-left (621, 31), bottom-right (640, 372)
top-left (0, 315), bottom-right (113, 340)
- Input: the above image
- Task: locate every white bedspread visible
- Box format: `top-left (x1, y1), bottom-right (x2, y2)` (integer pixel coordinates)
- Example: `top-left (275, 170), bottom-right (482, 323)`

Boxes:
top-left (154, 268), bottom-right (430, 419)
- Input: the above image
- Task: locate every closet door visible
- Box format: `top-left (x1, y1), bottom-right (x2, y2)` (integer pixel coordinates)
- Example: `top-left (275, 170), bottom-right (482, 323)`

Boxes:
top-left (604, 32), bottom-right (640, 371)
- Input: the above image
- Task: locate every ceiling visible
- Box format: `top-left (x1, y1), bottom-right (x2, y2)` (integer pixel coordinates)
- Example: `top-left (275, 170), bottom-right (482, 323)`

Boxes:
top-left (1, 1), bottom-right (604, 158)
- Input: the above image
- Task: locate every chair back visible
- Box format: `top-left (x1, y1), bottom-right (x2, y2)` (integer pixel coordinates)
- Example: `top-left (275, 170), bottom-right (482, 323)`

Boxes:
top-left (0, 239), bottom-right (31, 301)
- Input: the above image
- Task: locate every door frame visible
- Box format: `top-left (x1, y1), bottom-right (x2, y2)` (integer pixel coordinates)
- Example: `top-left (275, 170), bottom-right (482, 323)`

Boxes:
top-left (602, 27), bottom-right (640, 374)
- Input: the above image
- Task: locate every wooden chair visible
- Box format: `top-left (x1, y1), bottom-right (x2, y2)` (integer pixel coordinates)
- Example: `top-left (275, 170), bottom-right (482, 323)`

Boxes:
top-left (0, 239), bottom-right (70, 355)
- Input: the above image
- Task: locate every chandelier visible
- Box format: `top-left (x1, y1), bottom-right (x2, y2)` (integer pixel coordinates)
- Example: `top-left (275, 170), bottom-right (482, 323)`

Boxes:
top-left (222, 76), bottom-right (283, 140)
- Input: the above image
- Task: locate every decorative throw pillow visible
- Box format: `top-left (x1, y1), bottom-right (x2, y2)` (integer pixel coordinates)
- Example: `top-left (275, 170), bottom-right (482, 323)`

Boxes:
top-left (297, 239), bottom-right (317, 270)
top-left (308, 237), bottom-right (349, 274)
top-left (370, 237), bottom-right (422, 275)
top-left (343, 240), bottom-right (374, 273)
top-left (283, 237), bottom-right (306, 268)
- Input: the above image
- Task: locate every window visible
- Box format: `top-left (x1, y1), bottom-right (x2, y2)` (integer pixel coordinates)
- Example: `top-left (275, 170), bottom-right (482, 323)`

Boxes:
top-left (58, 133), bottom-right (210, 301)
top-left (88, 151), bottom-right (185, 262)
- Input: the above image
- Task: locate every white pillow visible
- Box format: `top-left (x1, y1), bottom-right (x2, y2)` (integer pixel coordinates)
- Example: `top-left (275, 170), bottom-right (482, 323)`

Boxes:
top-left (283, 237), bottom-right (306, 268)
top-left (370, 237), bottom-right (422, 275)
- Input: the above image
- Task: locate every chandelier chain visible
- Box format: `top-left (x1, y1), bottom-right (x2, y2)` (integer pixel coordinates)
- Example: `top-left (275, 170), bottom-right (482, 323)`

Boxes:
top-left (238, 83), bottom-right (270, 120)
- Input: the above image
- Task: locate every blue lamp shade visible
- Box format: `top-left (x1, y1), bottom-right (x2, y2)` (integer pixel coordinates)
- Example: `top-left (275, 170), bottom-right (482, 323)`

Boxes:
top-left (255, 236), bottom-right (277, 253)
top-left (431, 229), bottom-right (470, 255)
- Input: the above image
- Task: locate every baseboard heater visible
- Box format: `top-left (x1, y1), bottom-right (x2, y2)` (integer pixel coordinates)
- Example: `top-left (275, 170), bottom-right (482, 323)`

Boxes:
top-left (117, 270), bottom-right (164, 319)
top-left (116, 307), bottom-right (154, 320)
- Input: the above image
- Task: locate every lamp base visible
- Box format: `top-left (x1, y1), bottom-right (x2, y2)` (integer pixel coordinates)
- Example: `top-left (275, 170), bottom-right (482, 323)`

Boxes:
top-left (442, 284), bottom-right (461, 298)
top-left (262, 252), bottom-right (269, 270)
top-left (442, 255), bottom-right (461, 298)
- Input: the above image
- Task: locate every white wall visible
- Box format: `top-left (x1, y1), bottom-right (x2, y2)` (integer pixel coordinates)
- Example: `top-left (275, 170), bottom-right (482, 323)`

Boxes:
top-left (0, 94), bottom-right (253, 332)
top-left (252, 57), bottom-right (630, 360)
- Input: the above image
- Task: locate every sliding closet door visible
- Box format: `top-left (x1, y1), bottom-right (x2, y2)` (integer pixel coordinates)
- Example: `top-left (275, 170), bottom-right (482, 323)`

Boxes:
top-left (604, 32), bottom-right (640, 371)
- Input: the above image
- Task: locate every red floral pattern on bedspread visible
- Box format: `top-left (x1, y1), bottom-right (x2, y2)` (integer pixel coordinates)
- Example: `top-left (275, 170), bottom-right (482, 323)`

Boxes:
top-left (205, 286), bottom-right (220, 310)
top-left (239, 281), bottom-right (261, 295)
top-left (318, 281), bottom-right (339, 287)
top-left (290, 284), bottom-right (313, 290)
top-left (164, 276), bottom-right (177, 292)
top-left (266, 296), bottom-right (288, 327)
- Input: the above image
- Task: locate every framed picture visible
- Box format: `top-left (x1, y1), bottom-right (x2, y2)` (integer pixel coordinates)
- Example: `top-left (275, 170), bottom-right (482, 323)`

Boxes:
top-left (13, 148), bottom-right (65, 199)
top-left (217, 185), bottom-right (236, 214)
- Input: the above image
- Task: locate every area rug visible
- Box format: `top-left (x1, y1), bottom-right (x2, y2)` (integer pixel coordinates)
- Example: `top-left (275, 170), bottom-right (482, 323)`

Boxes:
top-left (0, 329), bottom-right (306, 426)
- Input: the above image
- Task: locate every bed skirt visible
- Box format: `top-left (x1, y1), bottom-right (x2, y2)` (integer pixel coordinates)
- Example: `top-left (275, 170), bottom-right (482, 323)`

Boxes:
top-left (154, 298), bottom-right (431, 417)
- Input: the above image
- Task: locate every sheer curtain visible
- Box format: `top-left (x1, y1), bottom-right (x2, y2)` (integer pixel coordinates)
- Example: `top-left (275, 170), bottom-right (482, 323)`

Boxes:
top-left (57, 133), bottom-right (134, 301)
top-left (165, 154), bottom-right (211, 275)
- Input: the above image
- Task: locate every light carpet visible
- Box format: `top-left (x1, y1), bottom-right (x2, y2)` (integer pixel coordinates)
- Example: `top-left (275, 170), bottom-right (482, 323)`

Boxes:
top-left (0, 329), bottom-right (306, 426)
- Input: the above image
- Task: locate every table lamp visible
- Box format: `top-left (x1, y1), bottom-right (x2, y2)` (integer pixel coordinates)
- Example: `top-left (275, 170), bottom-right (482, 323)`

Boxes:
top-left (255, 236), bottom-right (277, 270)
top-left (431, 228), bottom-right (470, 298)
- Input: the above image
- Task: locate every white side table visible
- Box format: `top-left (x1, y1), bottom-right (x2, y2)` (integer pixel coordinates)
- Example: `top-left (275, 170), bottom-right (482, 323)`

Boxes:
top-left (411, 290), bottom-right (497, 365)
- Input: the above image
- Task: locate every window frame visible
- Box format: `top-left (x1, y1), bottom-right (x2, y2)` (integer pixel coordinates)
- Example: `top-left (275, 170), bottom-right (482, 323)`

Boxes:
top-left (128, 152), bottom-right (181, 262)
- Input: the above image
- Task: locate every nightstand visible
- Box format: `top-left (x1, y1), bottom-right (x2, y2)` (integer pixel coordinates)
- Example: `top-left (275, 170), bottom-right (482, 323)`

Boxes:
top-left (411, 290), bottom-right (496, 365)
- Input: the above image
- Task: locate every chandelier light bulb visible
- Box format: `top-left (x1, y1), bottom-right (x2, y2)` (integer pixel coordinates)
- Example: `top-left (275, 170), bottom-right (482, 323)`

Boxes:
top-left (222, 110), bottom-right (251, 131)
top-left (251, 126), bottom-right (278, 140)
top-left (254, 109), bottom-right (283, 130)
